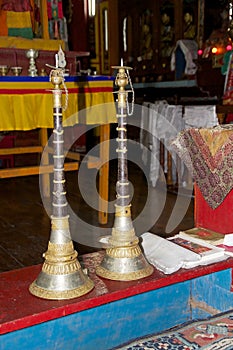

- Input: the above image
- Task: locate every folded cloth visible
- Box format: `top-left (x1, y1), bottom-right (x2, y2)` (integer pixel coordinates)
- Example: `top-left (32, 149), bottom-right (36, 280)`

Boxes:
top-left (140, 232), bottom-right (200, 274)
top-left (171, 125), bottom-right (233, 209)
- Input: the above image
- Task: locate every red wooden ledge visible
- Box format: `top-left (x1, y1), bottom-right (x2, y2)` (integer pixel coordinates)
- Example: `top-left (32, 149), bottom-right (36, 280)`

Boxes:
top-left (1, 251), bottom-right (233, 335)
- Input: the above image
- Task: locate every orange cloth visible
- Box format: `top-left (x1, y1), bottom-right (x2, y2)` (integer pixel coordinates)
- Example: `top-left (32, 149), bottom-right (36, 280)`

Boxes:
top-left (0, 0), bottom-right (8, 36)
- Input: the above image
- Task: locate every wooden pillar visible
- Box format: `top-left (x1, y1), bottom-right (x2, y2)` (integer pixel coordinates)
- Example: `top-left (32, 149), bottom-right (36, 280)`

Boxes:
top-left (98, 124), bottom-right (110, 224)
top-left (40, 128), bottom-right (50, 197)
top-left (166, 151), bottom-right (173, 187)
top-left (40, 0), bottom-right (49, 39)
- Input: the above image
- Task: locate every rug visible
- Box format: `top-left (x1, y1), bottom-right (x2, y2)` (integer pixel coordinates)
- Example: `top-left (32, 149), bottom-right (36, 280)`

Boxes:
top-left (114, 310), bottom-right (233, 349)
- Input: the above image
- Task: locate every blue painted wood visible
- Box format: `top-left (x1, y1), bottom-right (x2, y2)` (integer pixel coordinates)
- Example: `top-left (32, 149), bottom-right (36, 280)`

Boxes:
top-left (1, 281), bottom-right (191, 350)
top-left (191, 268), bottom-right (233, 319)
top-left (2, 263), bottom-right (233, 350)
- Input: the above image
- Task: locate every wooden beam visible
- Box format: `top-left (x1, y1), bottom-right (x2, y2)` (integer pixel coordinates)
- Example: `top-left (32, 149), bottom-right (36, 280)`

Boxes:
top-left (0, 162), bottom-right (79, 178)
top-left (0, 146), bottom-right (43, 155)
top-left (66, 151), bottom-right (81, 161)
top-left (86, 155), bottom-right (101, 169)
top-left (47, 147), bottom-right (82, 161)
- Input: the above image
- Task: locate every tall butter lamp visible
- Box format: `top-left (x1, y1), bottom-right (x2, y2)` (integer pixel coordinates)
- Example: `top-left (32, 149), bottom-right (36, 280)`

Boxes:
top-left (29, 55), bottom-right (94, 299)
top-left (96, 64), bottom-right (154, 281)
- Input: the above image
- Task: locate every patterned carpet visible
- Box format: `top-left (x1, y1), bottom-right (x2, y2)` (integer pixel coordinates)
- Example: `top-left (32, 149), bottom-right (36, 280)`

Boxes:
top-left (114, 310), bottom-right (233, 349)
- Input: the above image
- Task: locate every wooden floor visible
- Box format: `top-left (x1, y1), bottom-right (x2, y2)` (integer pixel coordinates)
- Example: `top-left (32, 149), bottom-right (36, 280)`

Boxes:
top-left (0, 157), bottom-right (194, 273)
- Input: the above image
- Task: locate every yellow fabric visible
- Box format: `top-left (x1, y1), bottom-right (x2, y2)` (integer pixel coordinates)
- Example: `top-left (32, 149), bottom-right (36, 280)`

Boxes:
top-left (0, 79), bottom-right (116, 130)
top-left (0, 36), bottom-right (65, 50)
top-left (7, 11), bottom-right (32, 28)
top-left (199, 127), bottom-right (233, 156)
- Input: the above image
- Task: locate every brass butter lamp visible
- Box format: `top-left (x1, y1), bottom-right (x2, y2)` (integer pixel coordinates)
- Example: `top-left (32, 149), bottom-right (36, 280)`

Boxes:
top-left (96, 64), bottom-right (154, 281)
top-left (29, 60), bottom-right (94, 299)
top-left (11, 67), bottom-right (22, 76)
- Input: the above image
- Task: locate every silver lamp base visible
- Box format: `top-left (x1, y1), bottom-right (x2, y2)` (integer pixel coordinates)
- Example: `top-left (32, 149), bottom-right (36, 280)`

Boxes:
top-left (29, 241), bottom-right (94, 300)
top-left (96, 242), bottom-right (154, 281)
top-left (29, 270), bottom-right (94, 300)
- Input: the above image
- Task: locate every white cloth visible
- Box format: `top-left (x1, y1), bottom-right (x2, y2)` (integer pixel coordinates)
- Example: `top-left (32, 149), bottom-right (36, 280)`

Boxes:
top-left (140, 102), bottom-right (219, 188)
top-left (141, 232), bottom-right (200, 274)
top-left (140, 101), bottom-right (184, 187)
top-left (171, 39), bottom-right (198, 75)
top-left (140, 102), bottom-right (151, 165)
top-left (141, 232), bottom-right (227, 274)
top-left (183, 105), bottom-right (219, 128)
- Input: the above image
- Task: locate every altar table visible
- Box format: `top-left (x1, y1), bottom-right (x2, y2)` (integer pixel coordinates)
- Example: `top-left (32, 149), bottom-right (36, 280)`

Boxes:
top-left (0, 76), bottom-right (116, 224)
top-left (1, 252), bottom-right (233, 350)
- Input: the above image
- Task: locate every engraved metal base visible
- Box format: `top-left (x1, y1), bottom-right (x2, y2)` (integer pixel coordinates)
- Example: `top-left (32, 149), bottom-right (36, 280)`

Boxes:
top-left (29, 271), bottom-right (94, 300)
top-left (29, 241), bottom-right (94, 300)
top-left (96, 243), bottom-right (154, 281)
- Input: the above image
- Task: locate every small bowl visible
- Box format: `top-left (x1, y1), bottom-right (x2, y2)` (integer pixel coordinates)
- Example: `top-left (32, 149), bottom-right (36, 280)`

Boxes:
top-left (11, 66), bottom-right (23, 76)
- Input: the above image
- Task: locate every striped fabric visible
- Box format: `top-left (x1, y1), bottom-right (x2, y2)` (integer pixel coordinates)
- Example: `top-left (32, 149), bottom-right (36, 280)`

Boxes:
top-left (0, 76), bottom-right (116, 130)
top-left (0, 0), bottom-right (34, 38)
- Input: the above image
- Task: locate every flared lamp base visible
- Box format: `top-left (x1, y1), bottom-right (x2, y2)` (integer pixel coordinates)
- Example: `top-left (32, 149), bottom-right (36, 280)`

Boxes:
top-left (29, 268), bottom-right (94, 300)
top-left (96, 243), bottom-right (154, 281)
